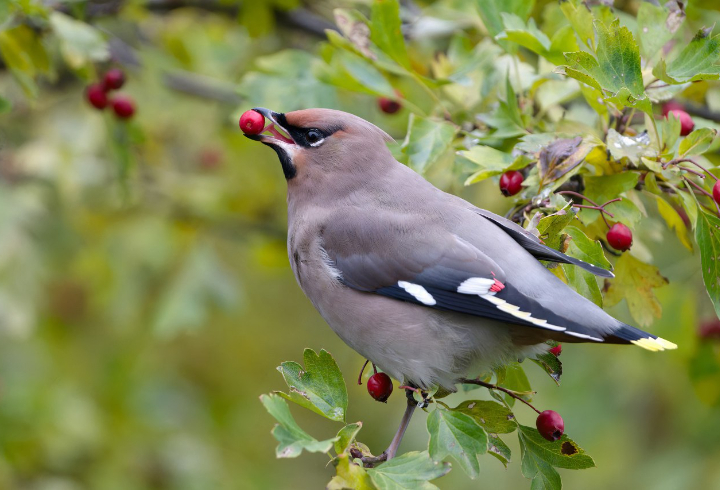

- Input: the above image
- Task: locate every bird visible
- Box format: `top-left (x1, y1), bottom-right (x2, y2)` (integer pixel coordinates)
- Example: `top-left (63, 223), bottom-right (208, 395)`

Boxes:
top-left (244, 106), bottom-right (676, 461)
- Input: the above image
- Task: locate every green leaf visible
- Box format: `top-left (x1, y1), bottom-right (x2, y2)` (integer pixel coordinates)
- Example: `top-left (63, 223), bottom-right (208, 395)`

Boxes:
top-left (335, 422), bottom-right (363, 454)
top-left (497, 14), bottom-right (575, 65)
top-left (366, 451), bottom-right (451, 490)
top-left (476, 0), bottom-right (534, 49)
top-left (370, 0), bottom-right (411, 69)
top-left (582, 173), bottom-right (641, 226)
top-left (479, 77), bottom-right (528, 138)
top-left (329, 453), bottom-right (375, 490)
top-left (530, 352), bottom-right (563, 386)
top-left (537, 210), bottom-right (576, 252)
top-left (401, 114), bottom-right (457, 174)
top-left (260, 394), bottom-right (337, 458)
top-left (501, 362), bottom-right (533, 407)
top-left (636, 2), bottom-right (684, 62)
top-left (427, 408), bottom-right (488, 479)
top-left (0, 95), bottom-right (11, 114)
top-left (678, 128), bottom-right (719, 158)
top-left (562, 262), bottom-right (602, 306)
top-left (487, 434), bottom-right (512, 467)
top-left (562, 20), bottom-right (650, 113)
top-left (49, 12), bottom-right (109, 69)
top-left (564, 226), bottom-right (612, 270)
top-left (520, 439), bottom-right (561, 490)
top-left (606, 129), bottom-right (655, 164)
top-left (696, 210), bottom-right (720, 320)
top-left (604, 253), bottom-right (669, 328)
top-left (452, 400), bottom-right (517, 434)
top-left (560, 0), bottom-right (595, 49)
top-left (518, 425), bottom-right (596, 470)
top-left (653, 27), bottom-right (720, 84)
top-left (277, 348), bottom-right (348, 422)
top-left (459, 147), bottom-right (531, 185)
top-left (662, 111), bottom-right (682, 152)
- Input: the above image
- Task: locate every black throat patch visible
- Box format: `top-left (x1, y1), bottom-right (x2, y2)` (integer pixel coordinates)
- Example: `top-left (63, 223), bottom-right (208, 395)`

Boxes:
top-left (264, 143), bottom-right (296, 180)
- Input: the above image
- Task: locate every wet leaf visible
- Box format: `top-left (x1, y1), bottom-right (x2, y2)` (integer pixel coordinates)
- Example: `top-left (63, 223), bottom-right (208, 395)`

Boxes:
top-left (606, 129), bottom-right (655, 164)
top-left (277, 348), bottom-right (348, 422)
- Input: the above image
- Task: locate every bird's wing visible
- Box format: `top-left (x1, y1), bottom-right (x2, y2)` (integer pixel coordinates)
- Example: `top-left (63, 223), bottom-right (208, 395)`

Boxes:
top-left (322, 212), bottom-right (610, 341)
top-left (472, 207), bottom-right (614, 278)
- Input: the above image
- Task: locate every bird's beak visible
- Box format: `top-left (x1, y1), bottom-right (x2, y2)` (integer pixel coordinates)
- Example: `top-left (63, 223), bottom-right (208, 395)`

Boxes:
top-left (244, 107), bottom-right (296, 146)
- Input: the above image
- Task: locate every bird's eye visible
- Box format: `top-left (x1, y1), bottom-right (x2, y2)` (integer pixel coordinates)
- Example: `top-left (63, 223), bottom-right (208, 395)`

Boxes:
top-left (306, 129), bottom-right (323, 144)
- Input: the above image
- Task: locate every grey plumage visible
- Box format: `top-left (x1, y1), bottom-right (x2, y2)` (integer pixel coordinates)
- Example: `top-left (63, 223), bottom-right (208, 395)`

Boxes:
top-left (246, 107), bottom-right (676, 391)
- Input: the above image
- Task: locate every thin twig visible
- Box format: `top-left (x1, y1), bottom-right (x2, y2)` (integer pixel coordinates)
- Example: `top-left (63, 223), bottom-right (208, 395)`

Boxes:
top-left (358, 360), bottom-right (369, 385)
top-left (556, 191), bottom-right (621, 228)
top-left (459, 378), bottom-right (541, 414)
top-left (664, 158), bottom-right (719, 182)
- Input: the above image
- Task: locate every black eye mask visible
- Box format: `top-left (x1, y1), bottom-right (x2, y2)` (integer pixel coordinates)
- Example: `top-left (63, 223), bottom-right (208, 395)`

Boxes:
top-left (275, 113), bottom-right (342, 148)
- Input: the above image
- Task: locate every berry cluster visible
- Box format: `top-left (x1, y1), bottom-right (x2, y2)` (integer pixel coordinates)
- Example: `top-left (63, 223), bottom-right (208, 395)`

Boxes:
top-left (85, 69), bottom-right (135, 120)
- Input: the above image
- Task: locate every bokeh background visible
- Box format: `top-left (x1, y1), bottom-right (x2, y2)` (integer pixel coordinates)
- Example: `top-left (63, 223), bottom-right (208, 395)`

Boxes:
top-left (2, 0), bottom-right (720, 489)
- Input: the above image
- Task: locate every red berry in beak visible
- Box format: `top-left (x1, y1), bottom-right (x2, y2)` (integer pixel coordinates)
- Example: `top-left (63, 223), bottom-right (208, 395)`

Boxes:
top-left (499, 170), bottom-right (523, 196)
top-left (606, 223), bottom-right (633, 251)
top-left (103, 69), bottom-right (126, 90)
top-left (86, 83), bottom-right (108, 109)
top-left (536, 410), bottom-right (564, 441)
top-left (367, 372), bottom-right (393, 402)
top-left (239, 110), bottom-right (266, 135)
top-left (667, 109), bottom-right (694, 136)
top-left (111, 95), bottom-right (136, 119)
top-left (549, 344), bottom-right (562, 357)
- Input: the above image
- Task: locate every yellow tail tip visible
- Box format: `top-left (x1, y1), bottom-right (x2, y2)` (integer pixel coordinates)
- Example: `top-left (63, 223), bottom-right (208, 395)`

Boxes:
top-left (631, 337), bottom-right (677, 351)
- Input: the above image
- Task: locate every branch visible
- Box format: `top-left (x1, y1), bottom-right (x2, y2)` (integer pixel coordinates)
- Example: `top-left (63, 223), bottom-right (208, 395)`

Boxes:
top-left (459, 378), bottom-right (541, 414)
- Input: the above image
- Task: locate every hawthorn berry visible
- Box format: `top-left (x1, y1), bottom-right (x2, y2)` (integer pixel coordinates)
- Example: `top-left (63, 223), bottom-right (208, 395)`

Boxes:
top-left (103, 69), bottom-right (126, 90)
top-left (606, 223), bottom-right (633, 251)
top-left (667, 109), bottom-right (694, 136)
top-left (661, 100), bottom-right (684, 117)
top-left (111, 95), bottom-right (136, 119)
top-left (378, 97), bottom-right (401, 115)
top-left (699, 319), bottom-right (720, 340)
top-left (86, 83), bottom-right (108, 110)
top-left (499, 170), bottom-right (523, 196)
top-left (549, 344), bottom-right (562, 357)
top-left (536, 410), bottom-right (564, 441)
top-left (367, 372), bottom-right (393, 402)
top-left (239, 110), bottom-right (266, 134)
top-left (713, 180), bottom-right (720, 206)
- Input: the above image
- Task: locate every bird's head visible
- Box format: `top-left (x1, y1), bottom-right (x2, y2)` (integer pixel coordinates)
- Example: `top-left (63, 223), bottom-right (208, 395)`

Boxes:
top-left (244, 108), bottom-right (394, 184)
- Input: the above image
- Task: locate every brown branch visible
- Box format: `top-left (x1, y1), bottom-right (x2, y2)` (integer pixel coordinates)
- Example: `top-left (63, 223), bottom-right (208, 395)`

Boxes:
top-left (459, 378), bottom-right (541, 414)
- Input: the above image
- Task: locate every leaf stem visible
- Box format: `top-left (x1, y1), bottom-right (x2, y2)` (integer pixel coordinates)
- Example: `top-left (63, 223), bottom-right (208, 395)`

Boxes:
top-left (459, 378), bottom-right (541, 415)
top-left (358, 360), bottom-right (370, 385)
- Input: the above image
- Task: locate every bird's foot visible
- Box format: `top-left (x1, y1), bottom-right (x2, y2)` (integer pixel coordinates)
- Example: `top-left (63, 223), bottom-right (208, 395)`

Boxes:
top-left (400, 385), bottom-right (429, 408)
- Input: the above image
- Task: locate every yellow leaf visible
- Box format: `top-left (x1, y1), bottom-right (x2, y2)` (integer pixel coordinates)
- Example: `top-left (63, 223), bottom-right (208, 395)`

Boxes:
top-left (604, 254), bottom-right (668, 327)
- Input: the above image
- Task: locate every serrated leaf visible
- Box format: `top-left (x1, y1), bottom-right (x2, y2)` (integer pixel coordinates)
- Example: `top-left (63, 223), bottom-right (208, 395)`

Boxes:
top-left (520, 440), bottom-right (561, 490)
top-left (427, 408), bottom-right (488, 479)
top-left (476, 0), bottom-right (534, 45)
top-left (370, 0), bottom-right (410, 69)
top-left (662, 112), bottom-right (682, 152)
top-left (604, 254), bottom-right (669, 328)
top-left (564, 226), bottom-right (612, 270)
top-left (487, 434), bottom-right (512, 467)
top-left (537, 210), bottom-right (576, 252)
top-left (518, 425), bottom-right (595, 470)
top-left (653, 195), bottom-right (693, 251)
top-left (277, 348), bottom-right (348, 422)
top-left (637, 2), bottom-right (684, 62)
top-left (366, 451), bottom-right (451, 490)
top-left (260, 394), bottom-right (337, 458)
top-left (452, 400), bottom-right (518, 434)
top-left (329, 453), bottom-right (375, 490)
top-left (653, 27), bottom-right (720, 84)
top-left (335, 422), bottom-right (363, 454)
top-left (678, 128), bottom-right (718, 158)
top-left (401, 114), bottom-right (457, 174)
top-left (530, 352), bottom-right (563, 386)
top-left (696, 210), bottom-right (720, 320)
top-left (562, 20), bottom-right (650, 113)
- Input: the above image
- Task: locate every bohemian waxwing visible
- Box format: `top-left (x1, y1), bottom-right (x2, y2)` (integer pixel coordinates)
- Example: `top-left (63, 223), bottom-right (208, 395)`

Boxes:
top-left (245, 107), bottom-right (676, 460)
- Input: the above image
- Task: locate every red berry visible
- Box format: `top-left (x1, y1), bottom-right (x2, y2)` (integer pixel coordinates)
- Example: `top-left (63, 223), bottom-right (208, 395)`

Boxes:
top-left (662, 100), bottom-right (684, 117)
top-left (667, 109), bottom-right (694, 136)
top-left (111, 95), bottom-right (135, 119)
top-left (699, 319), bottom-right (720, 340)
top-left (499, 170), bottom-right (523, 196)
top-left (378, 97), bottom-right (401, 114)
top-left (549, 344), bottom-right (562, 357)
top-left (367, 373), bottom-right (393, 402)
top-left (713, 180), bottom-right (720, 206)
top-left (86, 83), bottom-right (108, 110)
top-left (103, 69), bottom-right (126, 90)
top-left (239, 110), bottom-right (266, 134)
top-left (536, 410), bottom-right (564, 441)
top-left (606, 223), bottom-right (633, 251)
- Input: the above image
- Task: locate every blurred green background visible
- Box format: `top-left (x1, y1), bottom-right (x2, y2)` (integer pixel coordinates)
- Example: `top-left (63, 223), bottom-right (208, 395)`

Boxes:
top-left (2, 0), bottom-right (720, 489)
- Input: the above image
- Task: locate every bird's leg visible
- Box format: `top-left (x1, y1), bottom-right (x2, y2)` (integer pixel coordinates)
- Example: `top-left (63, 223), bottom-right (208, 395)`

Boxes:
top-left (361, 387), bottom-right (419, 468)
